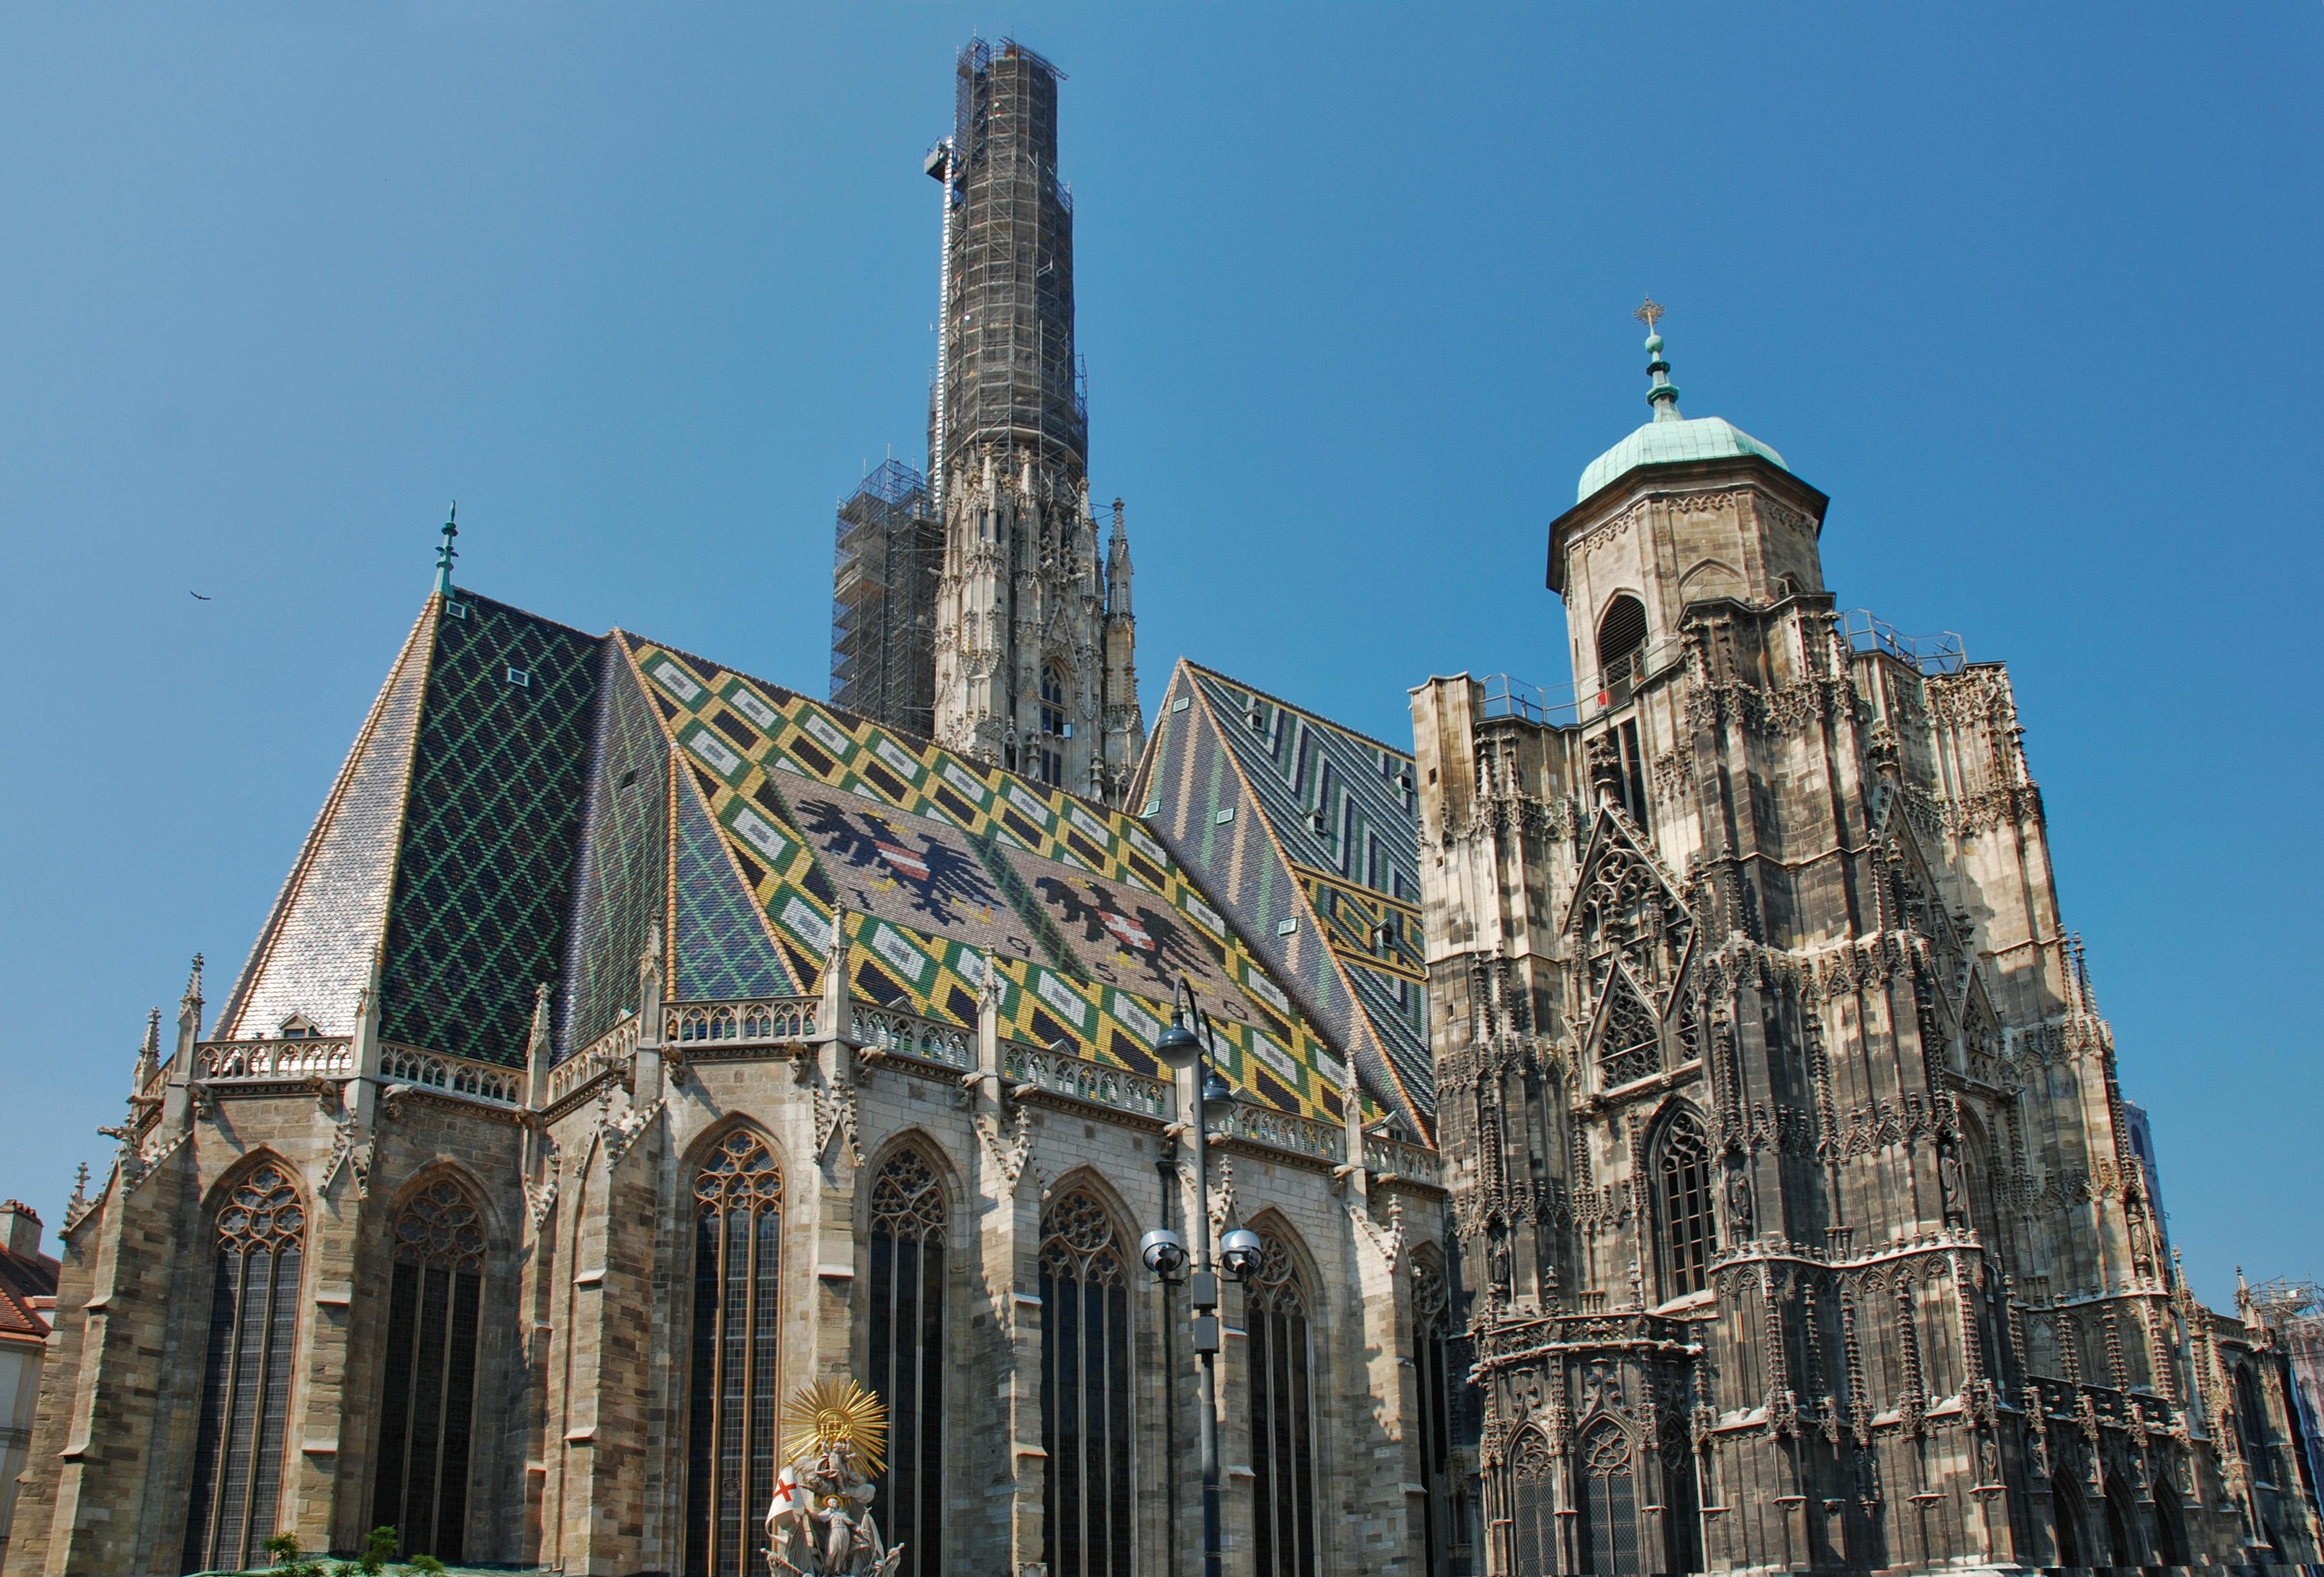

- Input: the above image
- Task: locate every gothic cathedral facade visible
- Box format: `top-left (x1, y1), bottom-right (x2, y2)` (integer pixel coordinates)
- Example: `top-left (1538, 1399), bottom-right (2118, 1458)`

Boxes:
top-left (1410, 334), bottom-right (2323, 1572)
top-left (8, 37), bottom-right (2321, 1577)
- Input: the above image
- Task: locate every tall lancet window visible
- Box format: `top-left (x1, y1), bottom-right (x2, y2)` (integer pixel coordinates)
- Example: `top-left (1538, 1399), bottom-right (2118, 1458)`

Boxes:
top-left (1039, 1190), bottom-right (1131, 1577)
top-left (1576, 1420), bottom-right (1641, 1577)
top-left (1248, 1231), bottom-right (1318, 1577)
top-left (1035, 666), bottom-right (1069, 786)
top-left (372, 1181), bottom-right (487, 1561)
top-left (1507, 1429), bottom-right (1558, 1577)
top-left (183, 1164), bottom-right (307, 1574)
top-left (1412, 1255), bottom-right (1459, 1577)
top-left (867, 1149), bottom-right (948, 1577)
top-left (685, 1130), bottom-right (784, 1577)
top-left (1655, 1111), bottom-right (1715, 1299)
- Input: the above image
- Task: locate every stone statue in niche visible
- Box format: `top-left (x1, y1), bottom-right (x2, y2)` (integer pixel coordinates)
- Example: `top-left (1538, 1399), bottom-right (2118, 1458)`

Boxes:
top-left (1938, 1142), bottom-right (1967, 1228)
top-left (1724, 1163), bottom-right (1755, 1244)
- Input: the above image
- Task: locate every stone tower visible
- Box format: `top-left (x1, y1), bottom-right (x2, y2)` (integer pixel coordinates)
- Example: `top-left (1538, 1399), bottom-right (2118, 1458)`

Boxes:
top-left (1409, 316), bottom-right (2321, 1573)
top-left (927, 37), bottom-right (1143, 802)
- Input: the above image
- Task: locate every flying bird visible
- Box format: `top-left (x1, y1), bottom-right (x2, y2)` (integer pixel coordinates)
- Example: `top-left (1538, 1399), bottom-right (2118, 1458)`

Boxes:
top-left (189, 591), bottom-right (212, 601)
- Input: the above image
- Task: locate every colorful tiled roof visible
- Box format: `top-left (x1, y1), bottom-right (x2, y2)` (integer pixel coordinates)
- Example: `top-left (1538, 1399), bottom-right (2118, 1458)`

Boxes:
top-left (612, 637), bottom-right (1362, 1124)
top-left (218, 593), bottom-right (600, 1066)
top-left (215, 587), bottom-right (1382, 1127)
top-left (1131, 661), bottom-right (1434, 1137)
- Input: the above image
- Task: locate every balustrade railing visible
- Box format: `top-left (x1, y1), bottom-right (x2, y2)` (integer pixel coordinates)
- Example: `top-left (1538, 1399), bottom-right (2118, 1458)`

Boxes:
top-left (550, 1016), bottom-right (639, 1103)
top-left (143, 1051), bottom-right (180, 1099)
top-left (194, 1037), bottom-right (354, 1080)
top-left (1363, 1134), bottom-right (1445, 1186)
top-left (667, 997), bottom-right (819, 1047)
top-left (1004, 1041), bottom-right (1170, 1121)
top-left (379, 1043), bottom-right (522, 1104)
top-left (851, 1006), bottom-right (972, 1070)
top-left (1214, 1103), bottom-right (1345, 1165)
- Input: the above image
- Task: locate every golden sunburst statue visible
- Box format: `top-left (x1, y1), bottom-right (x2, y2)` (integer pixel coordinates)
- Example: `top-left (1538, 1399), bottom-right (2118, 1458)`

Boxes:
top-left (780, 1378), bottom-right (888, 1475)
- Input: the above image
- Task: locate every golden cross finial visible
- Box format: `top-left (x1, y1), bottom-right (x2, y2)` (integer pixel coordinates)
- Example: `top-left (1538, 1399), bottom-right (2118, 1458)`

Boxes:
top-left (1634, 297), bottom-right (1665, 333)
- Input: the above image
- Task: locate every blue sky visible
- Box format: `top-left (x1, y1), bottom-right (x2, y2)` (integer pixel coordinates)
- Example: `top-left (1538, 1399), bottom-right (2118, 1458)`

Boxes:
top-left (1, 4), bottom-right (2316, 1309)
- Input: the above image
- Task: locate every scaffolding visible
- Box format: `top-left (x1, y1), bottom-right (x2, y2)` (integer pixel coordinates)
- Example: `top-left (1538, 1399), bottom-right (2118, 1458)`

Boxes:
top-left (2248, 1279), bottom-right (2324, 1524)
top-left (939, 36), bottom-right (1088, 490)
top-left (830, 459), bottom-right (943, 738)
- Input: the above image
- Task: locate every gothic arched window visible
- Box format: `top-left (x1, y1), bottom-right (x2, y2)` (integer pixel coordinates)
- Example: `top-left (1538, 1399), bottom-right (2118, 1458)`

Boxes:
top-left (2104, 1474), bottom-right (2144, 1568)
top-left (2155, 1479), bottom-right (2190, 1566)
top-left (868, 1149), bottom-right (948, 1577)
top-left (1657, 1412), bottom-right (1702, 1576)
top-left (1576, 1420), bottom-right (1640, 1577)
top-left (372, 1180), bottom-right (488, 1562)
top-left (1035, 666), bottom-right (1068, 786)
top-left (685, 1129), bottom-right (784, 1577)
top-left (1596, 594), bottom-right (1649, 709)
top-left (2052, 1479), bottom-right (2086, 1568)
top-left (1412, 1256), bottom-right (1460, 1577)
top-left (1508, 1428), bottom-right (1558, 1577)
top-left (1248, 1231), bottom-right (1318, 1577)
top-left (1039, 1190), bottom-right (1131, 1577)
top-left (1655, 1111), bottom-right (1714, 1299)
top-left (183, 1163), bottom-right (307, 1574)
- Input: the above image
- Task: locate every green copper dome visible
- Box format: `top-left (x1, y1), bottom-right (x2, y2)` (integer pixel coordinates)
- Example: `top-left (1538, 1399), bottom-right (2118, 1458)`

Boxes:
top-left (1575, 415), bottom-right (1788, 503)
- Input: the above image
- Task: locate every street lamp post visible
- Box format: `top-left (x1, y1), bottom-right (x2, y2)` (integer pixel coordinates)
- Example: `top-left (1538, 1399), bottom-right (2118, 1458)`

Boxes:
top-left (1146, 979), bottom-right (1261, 1577)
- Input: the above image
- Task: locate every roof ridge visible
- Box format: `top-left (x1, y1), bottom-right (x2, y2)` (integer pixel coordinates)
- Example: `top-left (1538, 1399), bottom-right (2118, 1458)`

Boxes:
top-left (1179, 659), bottom-right (1413, 761)
top-left (631, 631), bottom-right (1141, 824)
top-left (448, 585), bottom-right (605, 643)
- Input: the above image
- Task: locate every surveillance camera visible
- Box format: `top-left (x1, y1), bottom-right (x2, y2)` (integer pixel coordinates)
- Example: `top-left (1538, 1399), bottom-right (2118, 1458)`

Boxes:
top-left (1139, 1228), bottom-right (1189, 1280)
top-left (1219, 1227), bottom-right (1262, 1282)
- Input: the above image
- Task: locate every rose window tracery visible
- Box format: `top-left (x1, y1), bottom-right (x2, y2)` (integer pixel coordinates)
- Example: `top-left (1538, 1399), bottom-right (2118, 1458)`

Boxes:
top-left (393, 1180), bottom-right (486, 1271)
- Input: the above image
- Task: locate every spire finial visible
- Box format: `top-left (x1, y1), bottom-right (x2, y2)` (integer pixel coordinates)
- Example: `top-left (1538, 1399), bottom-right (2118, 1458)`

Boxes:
top-left (1636, 297), bottom-right (1682, 422)
top-left (434, 503), bottom-right (460, 597)
top-left (528, 982), bottom-right (553, 1050)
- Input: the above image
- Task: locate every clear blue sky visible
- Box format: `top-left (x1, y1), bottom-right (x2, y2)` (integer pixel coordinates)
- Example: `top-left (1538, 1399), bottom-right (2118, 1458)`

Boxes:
top-left (2, 4), bottom-right (2316, 1310)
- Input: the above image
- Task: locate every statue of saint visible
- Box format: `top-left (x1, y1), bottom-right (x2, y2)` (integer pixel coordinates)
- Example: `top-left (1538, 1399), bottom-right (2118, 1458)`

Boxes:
top-left (767, 1380), bottom-right (905, 1577)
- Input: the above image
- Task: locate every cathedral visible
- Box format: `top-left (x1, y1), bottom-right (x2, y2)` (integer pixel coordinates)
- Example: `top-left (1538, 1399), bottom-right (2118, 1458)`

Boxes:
top-left (7, 33), bottom-right (2320, 1577)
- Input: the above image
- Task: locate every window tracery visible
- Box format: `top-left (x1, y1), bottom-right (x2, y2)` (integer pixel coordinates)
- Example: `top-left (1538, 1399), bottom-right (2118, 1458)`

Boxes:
top-left (868, 1149), bottom-right (948, 1577)
top-left (1508, 1427), bottom-right (1558, 1576)
top-left (183, 1164), bottom-right (307, 1575)
top-left (1577, 1420), bottom-right (1639, 1577)
top-left (1599, 972), bottom-right (1661, 1088)
top-left (1248, 1230), bottom-right (1317, 1577)
top-left (1656, 1112), bottom-right (1714, 1299)
top-left (685, 1129), bottom-right (783, 1577)
top-left (1411, 1256), bottom-right (1468, 1577)
top-left (372, 1180), bottom-right (488, 1561)
top-left (1573, 829), bottom-right (1693, 1093)
top-left (1039, 1190), bottom-right (1131, 1577)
